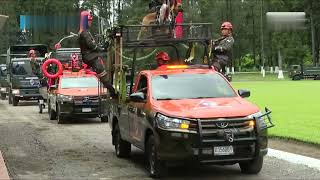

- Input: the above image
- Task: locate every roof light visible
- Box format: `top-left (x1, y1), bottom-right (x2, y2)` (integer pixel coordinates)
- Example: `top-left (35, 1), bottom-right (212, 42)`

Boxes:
top-left (167, 65), bottom-right (188, 69)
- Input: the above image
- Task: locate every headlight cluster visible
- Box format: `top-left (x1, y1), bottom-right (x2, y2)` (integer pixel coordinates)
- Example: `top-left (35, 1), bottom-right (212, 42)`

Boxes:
top-left (12, 89), bottom-right (20, 95)
top-left (156, 113), bottom-right (190, 130)
top-left (0, 88), bottom-right (6, 92)
top-left (247, 111), bottom-right (266, 129)
top-left (57, 94), bottom-right (73, 102)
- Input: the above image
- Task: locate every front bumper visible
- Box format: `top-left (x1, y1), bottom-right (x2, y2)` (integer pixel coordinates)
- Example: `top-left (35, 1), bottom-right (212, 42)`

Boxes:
top-left (58, 99), bottom-right (107, 117)
top-left (13, 89), bottom-right (41, 100)
top-left (156, 109), bottom-right (273, 163)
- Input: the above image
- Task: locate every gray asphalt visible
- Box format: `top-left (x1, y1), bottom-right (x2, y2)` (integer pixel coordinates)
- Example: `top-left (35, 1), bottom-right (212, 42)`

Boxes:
top-left (0, 99), bottom-right (319, 180)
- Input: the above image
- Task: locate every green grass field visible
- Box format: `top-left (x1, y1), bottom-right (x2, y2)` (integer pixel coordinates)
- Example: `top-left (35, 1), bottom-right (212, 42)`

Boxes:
top-left (232, 73), bottom-right (320, 145)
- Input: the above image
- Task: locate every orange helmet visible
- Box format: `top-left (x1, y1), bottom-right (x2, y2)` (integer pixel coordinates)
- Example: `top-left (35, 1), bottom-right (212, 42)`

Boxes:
top-left (156, 52), bottom-right (170, 61)
top-left (221, 22), bottom-right (233, 30)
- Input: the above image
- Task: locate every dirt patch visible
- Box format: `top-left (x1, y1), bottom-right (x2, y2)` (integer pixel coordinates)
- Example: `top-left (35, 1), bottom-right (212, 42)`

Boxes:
top-left (269, 138), bottom-right (320, 160)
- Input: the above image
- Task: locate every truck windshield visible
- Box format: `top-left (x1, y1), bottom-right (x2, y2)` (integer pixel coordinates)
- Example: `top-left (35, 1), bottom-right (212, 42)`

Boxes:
top-left (61, 77), bottom-right (98, 89)
top-left (11, 61), bottom-right (33, 75)
top-left (152, 73), bottom-right (237, 100)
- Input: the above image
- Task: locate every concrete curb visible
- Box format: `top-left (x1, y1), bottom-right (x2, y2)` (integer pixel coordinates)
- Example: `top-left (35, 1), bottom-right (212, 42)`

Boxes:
top-left (268, 148), bottom-right (320, 171)
top-left (0, 151), bottom-right (9, 180)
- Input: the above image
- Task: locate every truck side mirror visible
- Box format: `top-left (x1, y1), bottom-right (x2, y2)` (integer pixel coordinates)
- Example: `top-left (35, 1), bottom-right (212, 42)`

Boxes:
top-left (238, 89), bottom-right (250, 98)
top-left (129, 92), bottom-right (146, 102)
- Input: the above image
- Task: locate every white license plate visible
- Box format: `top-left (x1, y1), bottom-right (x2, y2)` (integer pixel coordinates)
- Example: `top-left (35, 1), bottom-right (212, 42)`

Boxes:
top-left (214, 146), bottom-right (234, 156)
top-left (82, 108), bottom-right (92, 112)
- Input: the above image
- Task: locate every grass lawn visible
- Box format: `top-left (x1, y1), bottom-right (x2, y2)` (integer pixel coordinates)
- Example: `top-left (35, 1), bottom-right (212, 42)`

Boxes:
top-left (232, 73), bottom-right (320, 145)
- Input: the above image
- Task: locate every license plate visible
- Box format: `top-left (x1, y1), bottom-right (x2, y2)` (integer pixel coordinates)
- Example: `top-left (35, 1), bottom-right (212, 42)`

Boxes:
top-left (214, 146), bottom-right (234, 156)
top-left (82, 108), bottom-right (92, 112)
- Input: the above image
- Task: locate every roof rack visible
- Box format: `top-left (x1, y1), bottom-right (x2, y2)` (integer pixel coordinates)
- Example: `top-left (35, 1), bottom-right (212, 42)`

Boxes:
top-left (114, 23), bottom-right (212, 48)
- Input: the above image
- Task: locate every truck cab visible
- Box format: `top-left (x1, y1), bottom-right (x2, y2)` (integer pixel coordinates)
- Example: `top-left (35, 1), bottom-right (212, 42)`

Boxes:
top-left (6, 44), bottom-right (48, 106)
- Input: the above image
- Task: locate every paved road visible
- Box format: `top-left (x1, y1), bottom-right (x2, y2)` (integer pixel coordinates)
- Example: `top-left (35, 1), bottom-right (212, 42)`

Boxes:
top-left (0, 99), bottom-right (319, 179)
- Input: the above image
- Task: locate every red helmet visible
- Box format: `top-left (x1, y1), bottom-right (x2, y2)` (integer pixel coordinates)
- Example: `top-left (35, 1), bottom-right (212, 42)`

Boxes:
top-left (156, 52), bottom-right (170, 61)
top-left (221, 22), bottom-right (233, 30)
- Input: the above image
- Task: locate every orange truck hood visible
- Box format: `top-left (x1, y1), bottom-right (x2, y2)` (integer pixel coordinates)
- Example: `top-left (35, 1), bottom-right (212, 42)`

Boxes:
top-left (152, 97), bottom-right (259, 119)
top-left (58, 88), bottom-right (102, 96)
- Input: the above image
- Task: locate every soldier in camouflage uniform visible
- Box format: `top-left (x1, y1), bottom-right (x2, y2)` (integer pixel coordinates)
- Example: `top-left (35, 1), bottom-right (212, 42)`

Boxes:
top-left (78, 10), bottom-right (116, 97)
top-left (29, 50), bottom-right (41, 77)
top-left (212, 22), bottom-right (234, 73)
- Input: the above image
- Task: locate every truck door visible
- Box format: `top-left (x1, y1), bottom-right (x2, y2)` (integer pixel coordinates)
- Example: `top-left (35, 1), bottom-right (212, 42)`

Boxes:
top-left (128, 74), bottom-right (148, 147)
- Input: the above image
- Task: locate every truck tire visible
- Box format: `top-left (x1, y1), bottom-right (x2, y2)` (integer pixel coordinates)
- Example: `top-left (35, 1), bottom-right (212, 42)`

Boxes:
top-left (239, 156), bottom-right (263, 174)
top-left (292, 75), bottom-right (301, 81)
top-left (1, 93), bottom-right (5, 100)
top-left (114, 124), bottom-right (131, 158)
top-left (12, 97), bottom-right (19, 106)
top-left (8, 92), bottom-right (12, 104)
top-left (146, 135), bottom-right (167, 178)
top-left (57, 104), bottom-right (65, 124)
top-left (48, 102), bottom-right (57, 120)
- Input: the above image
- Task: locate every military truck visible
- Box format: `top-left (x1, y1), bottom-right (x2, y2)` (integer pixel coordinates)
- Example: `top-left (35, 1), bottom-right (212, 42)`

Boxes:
top-left (289, 64), bottom-right (320, 80)
top-left (6, 44), bottom-right (48, 106)
top-left (106, 24), bottom-right (274, 177)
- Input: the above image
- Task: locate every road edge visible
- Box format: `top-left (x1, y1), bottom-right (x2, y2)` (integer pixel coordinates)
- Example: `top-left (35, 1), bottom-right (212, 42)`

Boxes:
top-left (0, 150), bottom-right (10, 180)
top-left (268, 148), bottom-right (320, 171)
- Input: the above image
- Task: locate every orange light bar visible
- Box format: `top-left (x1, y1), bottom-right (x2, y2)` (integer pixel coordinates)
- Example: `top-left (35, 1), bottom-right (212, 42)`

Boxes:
top-left (166, 65), bottom-right (188, 69)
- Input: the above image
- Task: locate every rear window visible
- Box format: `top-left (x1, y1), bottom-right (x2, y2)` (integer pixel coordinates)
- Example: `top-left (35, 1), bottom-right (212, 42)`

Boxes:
top-left (152, 73), bottom-right (236, 100)
top-left (60, 77), bottom-right (98, 89)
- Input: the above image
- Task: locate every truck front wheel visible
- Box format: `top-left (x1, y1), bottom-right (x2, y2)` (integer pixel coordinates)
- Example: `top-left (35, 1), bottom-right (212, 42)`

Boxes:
top-left (1, 93), bottom-right (6, 100)
top-left (12, 97), bottom-right (19, 106)
top-left (146, 135), bottom-right (167, 178)
top-left (114, 124), bottom-right (131, 158)
top-left (239, 156), bottom-right (263, 174)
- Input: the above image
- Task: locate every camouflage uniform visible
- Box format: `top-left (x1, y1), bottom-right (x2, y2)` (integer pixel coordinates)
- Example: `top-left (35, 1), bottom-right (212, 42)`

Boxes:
top-left (79, 30), bottom-right (116, 96)
top-left (212, 36), bottom-right (234, 73)
top-left (30, 60), bottom-right (40, 77)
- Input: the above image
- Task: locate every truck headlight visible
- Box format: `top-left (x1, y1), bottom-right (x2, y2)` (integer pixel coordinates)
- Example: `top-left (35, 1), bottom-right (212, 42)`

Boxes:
top-left (156, 113), bottom-right (190, 130)
top-left (12, 89), bottom-right (20, 95)
top-left (247, 111), bottom-right (266, 129)
top-left (57, 94), bottom-right (73, 102)
top-left (0, 88), bottom-right (6, 92)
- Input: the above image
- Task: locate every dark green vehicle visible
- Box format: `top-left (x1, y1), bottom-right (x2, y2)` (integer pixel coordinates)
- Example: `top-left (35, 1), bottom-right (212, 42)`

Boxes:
top-left (0, 64), bottom-right (9, 100)
top-left (289, 64), bottom-right (320, 80)
top-left (7, 44), bottom-right (48, 106)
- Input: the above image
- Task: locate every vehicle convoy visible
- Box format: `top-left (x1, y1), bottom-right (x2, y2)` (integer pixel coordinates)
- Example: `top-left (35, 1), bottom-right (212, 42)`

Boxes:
top-left (289, 64), bottom-right (320, 80)
top-left (106, 24), bottom-right (274, 177)
top-left (41, 33), bottom-right (109, 123)
top-left (6, 44), bottom-right (48, 106)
